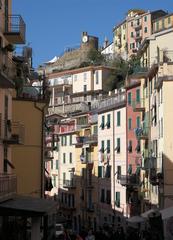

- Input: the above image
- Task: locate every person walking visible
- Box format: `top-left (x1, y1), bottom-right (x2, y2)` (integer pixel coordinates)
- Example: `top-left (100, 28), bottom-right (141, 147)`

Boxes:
top-left (85, 230), bottom-right (95, 240)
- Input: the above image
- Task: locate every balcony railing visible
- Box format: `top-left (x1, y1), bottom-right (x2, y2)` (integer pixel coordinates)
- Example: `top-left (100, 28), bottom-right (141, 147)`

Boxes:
top-left (2, 120), bottom-right (25, 145)
top-left (44, 151), bottom-right (53, 161)
top-left (0, 174), bottom-right (17, 202)
top-left (87, 203), bottom-right (95, 212)
top-left (132, 98), bottom-right (145, 112)
top-left (63, 179), bottom-right (76, 189)
top-left (119, 174), bottom-right (140, 186)
top-left (134, 22), bottom-right (142, 30)
top-left (4, 15), bottom-right (26, 44)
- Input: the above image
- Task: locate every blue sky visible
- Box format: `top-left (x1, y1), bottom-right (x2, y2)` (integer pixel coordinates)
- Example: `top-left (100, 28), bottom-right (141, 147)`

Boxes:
top-left (13, 0), bottom-right (173, 68)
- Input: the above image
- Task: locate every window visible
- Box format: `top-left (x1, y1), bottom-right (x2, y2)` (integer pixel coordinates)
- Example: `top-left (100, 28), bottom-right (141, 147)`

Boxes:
top-left (83, 85), bottom-right (87, 92)
top-left (136, 89), bottom-right (140, 103)
top-left (136, 116), bottom-right (140, 128)
top-left (144, 16), bottom-right (147, 22)
top-left (117, 111), bottom-right (121, 126)
top-left (123, 24), bottom-right (126, 29)
top-left (168, 17), bottom-right (171, 24)
top-left (51, 160), bottom-right (53, 169)
top-left (69, 135), bottom-right (72, 145)
top-left (156, 21), bottom-right (159, 31)
top-left (74, 75), bottom-right (77, 81)
top-left (162, 19), bottom-right (165, 29)
top-left (116, 138), bottom-right (120, 153)
top-left (128, 92), bottom-right (132, 105)
top-left (106, 190), bottom-right (111, 204)
top-left (100, 140), bottom-right (104, 153)
top-left (101, 189), bottom-right (105, 203)
top-left (115, 192), bottom-right (120, 207)
top-left (93, 125), bottom-right (98, 135)
top-left (53, 176), bottom-right (56, 187)
top-left (63, 172), bottom-right (66, 184)
top-left (106, 114), bottom-right (110, 128)
top-left (56, 160), bottom-right (59, 169)
top-left (131, 21), bottom-right (133, 27)
top-left (100, 115), bottom-right (105, 129)
top-left (84, 72), bottom-right (87, 82)
top-left (107, 140), bottom-right (110, 153)
top-left (95, 70), bottom-right (99, 84)
top-left (69, 152), bottom-right (72, 163)
top-left (128, 140), bottom-right (132, 153)
top-left (161, 118), bottom-right (163, 138)
top-left (98, 166), bottom-right (103, 178)
top-left (144, 27), bottom-right (147, 33)
top-left (135, 141), bottom-right (140, 153)
top-left (123, 34), bottom-right (125, 40)
top-left (131, 32), bottom-right (134, 38)
top-left (63, 153), bottom-right (66, 163)
top-left (128, 118), bottom-right (132, 130)
top-left (117, 166), bottom-right (121, 180)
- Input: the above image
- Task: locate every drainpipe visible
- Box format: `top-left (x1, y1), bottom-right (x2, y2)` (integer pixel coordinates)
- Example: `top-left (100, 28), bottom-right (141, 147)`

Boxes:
top-left (113, 109), bottom-right (116, 222)
top-left (34, 101), bottom-right (47, 198)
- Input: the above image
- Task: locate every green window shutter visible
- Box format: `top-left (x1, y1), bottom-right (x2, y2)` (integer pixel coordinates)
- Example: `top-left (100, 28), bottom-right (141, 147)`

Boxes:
top-left (69, 152), bottom-right (72, 163)
top-left (128, 92), bottom-right (132, 105)
top-left (101, 140), bottom-right (104, 152)
top-left (115, 192), bottom-right (120, 207)
top-left (107, 114), bottom-right (110, 128)
top-left (116, 138), bottom-right (120, 153)
top-left (56, 160), bottom-right (58, 169)
top-left (51, 160), bottom-right (53, 169)
top-left (117, 111), bottom-right (121, 126)
top-left (70, 135), bottom-right (72, 145)
top-left (107, 140), bottom-right (110, 153)
top-left (136, 116), bottom-right (140, 128)
top-left (98, 166), bottom-right (102, 178)
top-left (128, 118), bottom-right (132, 130)
top-left (101, 115), bottom-right (105, 129)
top-left (136, 89), bottom-right (140, 103)
top-left (61, 136), bottom-right (63, 146)
top-left (63, 153), bottom-right (66, 163)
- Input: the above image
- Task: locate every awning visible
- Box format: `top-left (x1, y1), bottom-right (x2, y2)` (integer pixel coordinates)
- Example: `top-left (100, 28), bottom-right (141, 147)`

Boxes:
top-left (160, 206), bottom-right (173, 220)
top-left (0, 72), bottom-right (15, 88)
top-left (127, 215), bottom-right (146, 223)
top-left (141, 209), bottom-right (159, 218)
top-left (0, 195), bottom-right (58, 217)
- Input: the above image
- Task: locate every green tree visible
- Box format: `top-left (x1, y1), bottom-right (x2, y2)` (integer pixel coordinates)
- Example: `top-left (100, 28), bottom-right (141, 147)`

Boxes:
top-left (87, 48), bottom-right (105, 65)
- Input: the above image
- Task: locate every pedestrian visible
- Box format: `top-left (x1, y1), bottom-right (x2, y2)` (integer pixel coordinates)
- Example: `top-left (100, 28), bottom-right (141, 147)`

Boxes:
top-left (85, 230), bottom-right (95, 240)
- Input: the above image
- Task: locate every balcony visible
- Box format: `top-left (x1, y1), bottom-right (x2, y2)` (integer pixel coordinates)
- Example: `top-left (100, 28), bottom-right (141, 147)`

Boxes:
top-left (135, 34), bottom-right (142, 41)
top-left (4, 15), bottom-right (26, 44)
top-left (119, 174), bottom-right (140, 186)
top-left (132, 99), bottom-right (145, 112)
top-left (87, 203), bottom-right (95, 212)
top-left (0, 174), bottom-right (17, 202)
top-left (2, 120), bottom-right (25, 145)
top-left (63, 179), bottom-right (76, 189)
top-left (75, 136), bottom-right (85, 147)
top-left (83, 135), bottom-right (98, 145)
top-left (134, 127), bottom-right (149, 140)
top-left (44, 151), bottom-right (53, 161)
top-left (134, 22), bottom-right (142, 31)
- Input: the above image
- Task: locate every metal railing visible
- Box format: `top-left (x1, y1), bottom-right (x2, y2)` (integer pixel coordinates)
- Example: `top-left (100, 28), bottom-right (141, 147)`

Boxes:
top-left (132, 98), bottom-right (145, 111)
top-left (91, 93), bottom-right (126, 111)
top-left (4, 15), bottom-right (26, 43)
top-left (0, 174), bottom-right (17, 201)
top-left (63, 179), bottom-right (76, 188)
top-left (119, 174), bottom-right (140, 186)
top-left (1, 119), bottom-right (25, 144)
